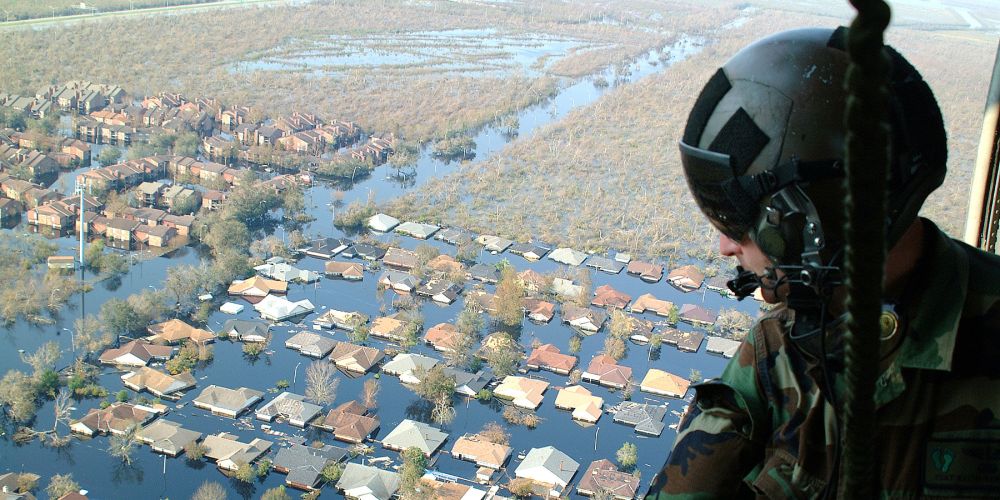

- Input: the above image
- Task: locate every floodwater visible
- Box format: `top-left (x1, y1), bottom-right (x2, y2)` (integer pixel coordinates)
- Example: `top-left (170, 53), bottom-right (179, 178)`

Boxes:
top-left (234, 29), bottom-right (600, 78)
top-left (0, 34), bottom-right (755, 500)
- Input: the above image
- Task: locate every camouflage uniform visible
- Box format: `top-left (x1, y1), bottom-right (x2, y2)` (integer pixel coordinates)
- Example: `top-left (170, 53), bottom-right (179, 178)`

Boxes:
top-left (646, 220), bottom-right (1000, 499)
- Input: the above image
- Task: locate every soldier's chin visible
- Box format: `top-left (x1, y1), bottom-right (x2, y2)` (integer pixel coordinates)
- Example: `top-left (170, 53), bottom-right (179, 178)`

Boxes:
top-left (759, 279), bottom-right (787, 305)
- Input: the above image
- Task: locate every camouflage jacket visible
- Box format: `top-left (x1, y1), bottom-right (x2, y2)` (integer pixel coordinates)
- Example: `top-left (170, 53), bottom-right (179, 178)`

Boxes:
top-left (646, 221), bottom-right (1000, 499)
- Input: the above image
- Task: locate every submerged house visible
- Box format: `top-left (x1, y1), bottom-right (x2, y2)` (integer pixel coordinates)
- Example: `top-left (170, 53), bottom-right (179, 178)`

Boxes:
top-left (514, 446), bottom-right (580, 498)
top-left (494, 376), bottom-right (549, 410)
top-left (678, 304), bottom-right (717, 327)
top-left (581, 354), bottom-right (633, 389)
top-left (254, 295), bottom-right (315, 321)
top-left (336, 463), bottom-right (400, 500)
top-left (285, 331), bottom-right (336, 358)
top-left (121, 366), bottom-right (196, 400)
top-left (300, 237), bottom-right (351, 259)
top-left (525, 344), bottom-right (577, 375)
top-left (137, 419), bottom-right (202, 456)
top-left (193, 385), bottom-right (264, 418)
top-left (329, 341), bottom-right (384, 374)
top-left (577, 459), bottom-right (641, 500)
top-left (612, 402), bottom-right (667, 436)
top-left (591, 284), bottom-right (631, 310)
top-left (381, 353), bottom-right (438, 385)
top-left (706, 336), bottom-right (741, 358)
top-left (146, 319), bottom-right (215, 345)
top-left (415, 279), bottom-right (462, 304)
top-left (626, 260), bottom-right (663, 282)
top-left (477, 234), bottom-right (513, 253)
top-left (661, 328), bottom-right (705, 353)
top-left (585, 256), bottom-right (624, 274)
top-left (367, 213), bottom-right (400, 232)
top-left (395, 221), bottom-right (439, 239)
top-left (468, 263), bottom-right (500, 284)
top-left (667, 264), bottom-right (705, 292)
top-left (640, 369), bottom-right (691, 398)
top-left (436, 227), bottom-right (474, 245)
top-left (274, 443), bottom-right (349, 491)
top-left (548, 247), bottom-right (587, 266)
top-left (562, 304), bottom-right (607, 333)
top-left (255, 392), bottom-right (323, 427)
top-left (316, 401), bottom-right (380, 443)
top-left (553, 385), bottom-right (604, 423)
top-left (219, 319), bottom-right (270, 343)
top-left (382, 247), bottom-right (419, 271)
top-left (227, 275), bottom-right (288, 301)
top-left (524, 298), bottom-right (555, 323)
top-left (313, 309), bottom-right (368, 330)
top-left (509, 241), bottom-right (550, 261)
top-left (451, 434), bottom-right (512, 470)
top-left (70, 403), bottom-right (155, 436)
top-left (202, 432), bottom-right (272, 471)
top-left (378, 270), bottom-right (419, 293)
top-left (254, 261), bottom-right (320, 283)
top-left (629, 293), bottom-right (674, 317)
top-left (369, 314), bottom-right (408, 343)
top-left (445, 368), bottom-right (492, 397)
top-left (325, 261), bottom-right (364, 281)
top-left (98, 340), bottom-right (173, 366)
top-left (381, 419), bottom-right (448, 457)
top-left (423, 323), bottom-right (461, 352)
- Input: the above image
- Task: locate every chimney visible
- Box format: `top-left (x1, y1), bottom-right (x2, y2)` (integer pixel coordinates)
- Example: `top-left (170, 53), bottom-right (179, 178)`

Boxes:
top-left (560, 460), bottom-right (564, 471)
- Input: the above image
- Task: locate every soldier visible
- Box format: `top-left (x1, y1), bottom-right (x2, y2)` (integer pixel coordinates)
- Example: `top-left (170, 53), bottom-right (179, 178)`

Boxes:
top-left (646, 27), bottom-right (1000, 498)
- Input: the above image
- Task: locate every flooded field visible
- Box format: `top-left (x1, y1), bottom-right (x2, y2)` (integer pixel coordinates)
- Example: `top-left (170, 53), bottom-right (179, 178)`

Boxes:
top-left (235, 29), bottom-right (602, 78)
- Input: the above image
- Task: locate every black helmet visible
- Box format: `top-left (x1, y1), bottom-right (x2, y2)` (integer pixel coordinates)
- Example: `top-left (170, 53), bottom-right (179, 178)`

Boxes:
top-left (681, 27), bottom-right (946, 270)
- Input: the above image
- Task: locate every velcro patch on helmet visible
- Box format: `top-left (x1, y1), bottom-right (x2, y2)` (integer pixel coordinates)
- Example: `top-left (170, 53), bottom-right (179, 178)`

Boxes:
top-left (683, 68), bottom-right (732, 146)
top-left (708, 107), bottom-right (770, 176)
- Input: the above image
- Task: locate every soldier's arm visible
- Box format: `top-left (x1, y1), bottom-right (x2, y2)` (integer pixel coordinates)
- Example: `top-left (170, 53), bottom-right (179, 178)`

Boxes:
top-left (645, 333), bottom-right (768, 499)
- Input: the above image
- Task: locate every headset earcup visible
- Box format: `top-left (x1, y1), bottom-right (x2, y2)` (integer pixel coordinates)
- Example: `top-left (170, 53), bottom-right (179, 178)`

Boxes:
top-left (755, 225), bottom-right (787, 262)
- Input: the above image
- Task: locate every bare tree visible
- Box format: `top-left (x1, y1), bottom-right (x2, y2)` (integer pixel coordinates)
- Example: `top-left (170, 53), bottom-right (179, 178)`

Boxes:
top-left (305, 361), bottom-right (339, 405)
top-left (20, 341), bottom-right (59, 377)
top-left (361, 378), bottom-right (379, 409)
top-left (191, 481), bottom-right (227, 500)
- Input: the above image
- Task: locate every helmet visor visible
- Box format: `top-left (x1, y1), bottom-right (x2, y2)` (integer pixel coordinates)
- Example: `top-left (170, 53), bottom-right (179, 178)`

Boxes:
top-left (679, 140), bottom-right (759, 241)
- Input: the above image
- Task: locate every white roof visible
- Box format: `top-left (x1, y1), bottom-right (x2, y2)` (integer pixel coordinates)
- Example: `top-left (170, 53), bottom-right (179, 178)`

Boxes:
top-left (368, 213), bottom-right (400, 232)
top-left (395, 221), bottom-right (440, 239)
top-left (549, 247), bottom-right (587, 266)
top-left (515, 446), bottom-right (579, 488)
top-left (706, 336), bottom-right (741, 358)
top-left (220, 302), bottom-right (244, 314)
top-left (254, 295), bottom-right (315, 321)
top-left (381, 419), bottom-right (448, 456)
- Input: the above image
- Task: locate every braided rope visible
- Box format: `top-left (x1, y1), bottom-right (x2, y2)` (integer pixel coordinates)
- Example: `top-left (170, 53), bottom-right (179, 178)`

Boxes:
top-left (842, 1), bottom-right (892, 497)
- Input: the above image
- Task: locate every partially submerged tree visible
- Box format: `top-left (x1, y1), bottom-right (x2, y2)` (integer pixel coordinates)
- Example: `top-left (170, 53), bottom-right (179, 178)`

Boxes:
top-left (261, 485), bottom-right (291, 500)
top-left (45, 474), bottom-right (80, 499)
top-left (305, 361), bottom-right (339, 405)
top-left (108, 423), bottom-right (139, 465)
top-left (191, 481), bottom-right (227, 500)
top-left (479, 421), bottom-right (510, 446)
top-left (399, 446), bottom-right (429, 498)
top-left (0, 369), bottom-right (37, 422)
top-left (20, 341), bottom-right (59, 378)
top-left (617, 442), bottom-right (638, 470)
top-left (361, 378), bottom-right (379, 409)
top-left (493, 265), bottom-right (525, 327)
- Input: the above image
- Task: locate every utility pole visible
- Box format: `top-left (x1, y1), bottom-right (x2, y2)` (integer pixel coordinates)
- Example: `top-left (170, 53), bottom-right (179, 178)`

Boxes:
top-left (74, 177), bottom-right (87, 352)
